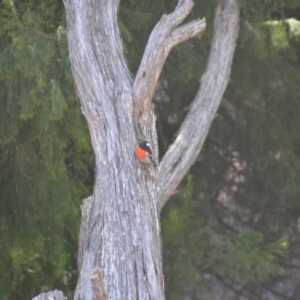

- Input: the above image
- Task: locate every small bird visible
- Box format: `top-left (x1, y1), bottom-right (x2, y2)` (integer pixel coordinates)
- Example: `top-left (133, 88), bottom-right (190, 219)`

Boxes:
top-left (135, 141), bottom-right (156, 166)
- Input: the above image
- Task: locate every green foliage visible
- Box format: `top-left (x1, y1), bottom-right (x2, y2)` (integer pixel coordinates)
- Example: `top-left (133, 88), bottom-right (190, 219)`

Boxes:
top-left (0, 0), bottom-right (93, 298)
top-left (261, 18), bottom-right (300, 54)
top-left (205, 230), bottom-right (286, 284)
top-left (163, 42), bottom-right (206, 83)
top-left (162, 176), bottom-right (205, 299)
top-left (239, 0), bottom-right (300, 22)
top-left (118, 6), bottom-right (152, 60)
top-left (162, 178), bottom-right (288, 299)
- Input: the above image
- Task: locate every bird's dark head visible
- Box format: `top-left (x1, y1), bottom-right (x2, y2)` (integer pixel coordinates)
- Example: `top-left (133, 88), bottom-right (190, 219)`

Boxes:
top-left (139, 141), bottom-right (152, 155)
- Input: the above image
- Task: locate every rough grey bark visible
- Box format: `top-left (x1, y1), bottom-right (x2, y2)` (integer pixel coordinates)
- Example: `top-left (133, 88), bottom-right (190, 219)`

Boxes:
top-left (33, 0), bottom-right (239, 299)
top-left (32, 290), bottom-right (65, 300)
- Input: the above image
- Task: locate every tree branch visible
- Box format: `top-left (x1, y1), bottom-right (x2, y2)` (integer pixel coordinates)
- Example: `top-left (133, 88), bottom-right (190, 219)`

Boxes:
top-left (132, 0), bottom-right (206, 111)
top-left (157, 0), bottom-right (240, 210)
top-left (169, 19), bottom-right (205, 47)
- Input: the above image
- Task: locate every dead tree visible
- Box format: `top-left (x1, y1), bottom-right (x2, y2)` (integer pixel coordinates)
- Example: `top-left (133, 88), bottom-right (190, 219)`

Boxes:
top-left (34, 0), bottom-right (240, 299)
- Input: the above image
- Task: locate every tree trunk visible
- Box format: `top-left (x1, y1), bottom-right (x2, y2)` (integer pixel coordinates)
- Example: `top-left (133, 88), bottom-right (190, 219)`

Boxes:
top-left (59, 0), bottom-right (239, 299)
top-left (63, 0), bottom-right (164, 298)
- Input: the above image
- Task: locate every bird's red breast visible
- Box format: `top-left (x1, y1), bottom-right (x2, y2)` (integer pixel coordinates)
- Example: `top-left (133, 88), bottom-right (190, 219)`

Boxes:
top-left (135, 146), bottom-right (148, 160)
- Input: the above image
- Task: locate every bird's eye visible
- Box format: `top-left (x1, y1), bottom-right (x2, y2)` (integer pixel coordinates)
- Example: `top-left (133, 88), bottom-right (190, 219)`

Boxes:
top-left (146, 142), bottom-right (150, 147)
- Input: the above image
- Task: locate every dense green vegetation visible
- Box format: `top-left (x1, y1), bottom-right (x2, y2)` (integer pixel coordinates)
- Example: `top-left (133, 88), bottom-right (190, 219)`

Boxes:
top-left (1, 0), bottom-right (300, 299)
top-left (0, 1), bottom-right (93, 298)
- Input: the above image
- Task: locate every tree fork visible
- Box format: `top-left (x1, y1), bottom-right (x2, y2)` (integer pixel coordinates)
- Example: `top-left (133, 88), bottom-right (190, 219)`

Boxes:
top-left (34, 0), bottom-right (239, 299)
